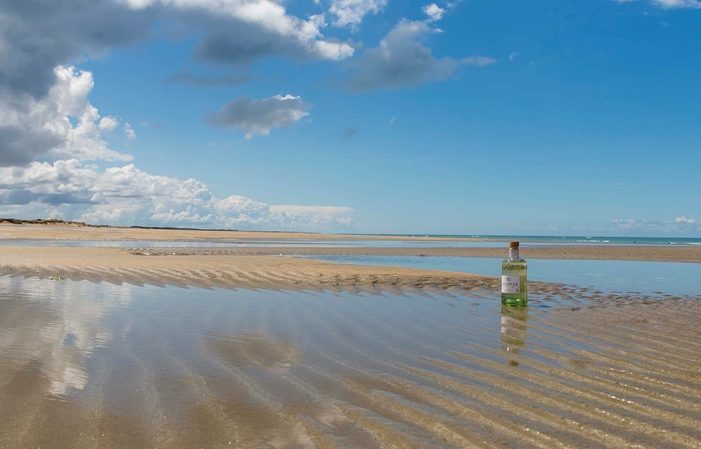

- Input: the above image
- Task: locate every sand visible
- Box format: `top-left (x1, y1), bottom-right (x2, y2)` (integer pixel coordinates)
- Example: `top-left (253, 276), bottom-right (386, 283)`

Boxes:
top-left (0, 224), bottom-right (466, 242)
top-left (1, 225), bottom-right (700, 448)
top-left (0, 279), bottom-right (699, 448)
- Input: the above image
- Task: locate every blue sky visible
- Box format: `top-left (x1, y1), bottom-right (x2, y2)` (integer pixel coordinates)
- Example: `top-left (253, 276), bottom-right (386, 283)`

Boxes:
top-left (0, 0), bottom-right (700, 235)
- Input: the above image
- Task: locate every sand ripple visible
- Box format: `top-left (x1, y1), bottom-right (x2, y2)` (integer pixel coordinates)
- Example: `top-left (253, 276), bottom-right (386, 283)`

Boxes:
top-left (0, 277), bottom-right (699, 448)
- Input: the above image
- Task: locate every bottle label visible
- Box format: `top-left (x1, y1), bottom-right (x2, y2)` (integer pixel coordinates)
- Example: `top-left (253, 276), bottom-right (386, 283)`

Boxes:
top-left (502, 275), bottom-right (520, 294)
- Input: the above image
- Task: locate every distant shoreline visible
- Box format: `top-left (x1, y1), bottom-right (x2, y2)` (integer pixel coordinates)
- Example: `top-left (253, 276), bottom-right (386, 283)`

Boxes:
top-left (0, 225), bottom-right (699, 295)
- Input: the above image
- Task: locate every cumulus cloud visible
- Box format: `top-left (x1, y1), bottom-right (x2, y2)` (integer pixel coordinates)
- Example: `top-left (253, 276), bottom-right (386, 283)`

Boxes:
top-left (123, 0), bottom-right (354, 64)
top-left (0, 160), bottom-right (355, 231)
top-left (207, 94), bottom-right (311, 138)
top-left (345, 19), bottom-right (495, 92)
top-left (0, 0), bottom-right (352, 101)
top-left (329, 0), bottom-right (388, 30)
top-left (612, 217), bottom-right (700, 234)
top-left (0, 2), bottom-right (357, 231)
top-left (422, 3), bottom-right (446, 21)
top-left (612, 0), bottom-right (701, 8)
top-left (0, 0), bottom-right (356, 167)
top-left (0, 0), bottom-right (154, 99)
top-left (0, 66), bottom-right (132, 166)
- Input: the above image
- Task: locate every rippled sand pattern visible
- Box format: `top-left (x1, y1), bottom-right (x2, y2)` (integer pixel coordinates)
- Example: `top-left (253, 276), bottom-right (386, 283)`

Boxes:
top-left (0, 277), bottom-right (699, 448)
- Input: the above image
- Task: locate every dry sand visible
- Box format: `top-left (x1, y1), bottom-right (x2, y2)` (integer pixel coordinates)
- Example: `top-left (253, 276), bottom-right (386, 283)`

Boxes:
top-left (0, 224), bottom-right (465, 242)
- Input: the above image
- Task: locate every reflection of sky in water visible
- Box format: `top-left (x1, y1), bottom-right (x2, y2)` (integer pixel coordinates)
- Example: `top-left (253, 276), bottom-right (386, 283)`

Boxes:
top-left (0, 278), bottom-right (503, 413)
top-left (1, 276), bottom-right (698, 446)
top-left (0, 277), bottom-right (135, 395)
top-left (303, 255), bottom-right (701, 296)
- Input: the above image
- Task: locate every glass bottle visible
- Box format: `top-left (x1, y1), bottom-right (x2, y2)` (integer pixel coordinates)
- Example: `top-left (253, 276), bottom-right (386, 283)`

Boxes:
top-left (501, 241), bottom-right (527, 306)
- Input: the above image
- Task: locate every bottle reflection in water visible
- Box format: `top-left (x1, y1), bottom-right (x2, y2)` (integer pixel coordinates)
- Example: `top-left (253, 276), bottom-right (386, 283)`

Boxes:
top-left (500, 305), bottom-right (529, 366)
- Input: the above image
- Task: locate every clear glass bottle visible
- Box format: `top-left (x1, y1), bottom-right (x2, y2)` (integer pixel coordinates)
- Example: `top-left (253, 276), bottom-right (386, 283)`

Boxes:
top-left (501, 241), bottom-right (527, 306)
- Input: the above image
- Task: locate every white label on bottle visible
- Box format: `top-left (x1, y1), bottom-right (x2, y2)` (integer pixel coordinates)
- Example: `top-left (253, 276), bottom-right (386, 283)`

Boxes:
top-left (502, 275), bottom-right (520, 294)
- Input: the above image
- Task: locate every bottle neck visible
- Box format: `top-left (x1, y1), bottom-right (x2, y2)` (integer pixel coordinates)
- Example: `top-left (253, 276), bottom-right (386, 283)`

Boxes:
top-left (509, 249), bottom-right (519, 259)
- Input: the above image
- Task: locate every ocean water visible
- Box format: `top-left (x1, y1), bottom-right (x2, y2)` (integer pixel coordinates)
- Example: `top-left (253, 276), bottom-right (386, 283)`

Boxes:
top-left (369, 234), bottom-right (701, 246)
top-left (1, 235), bottom-right (700, 248)
top-left (303, 255), bottom-right (701, 297)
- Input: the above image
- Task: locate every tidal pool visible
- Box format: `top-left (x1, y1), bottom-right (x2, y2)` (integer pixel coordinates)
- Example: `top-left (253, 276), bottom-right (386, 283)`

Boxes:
top-left (304, 255), bottom-right (701, 296)
top-left (0, 277), bottom-right (699, 448)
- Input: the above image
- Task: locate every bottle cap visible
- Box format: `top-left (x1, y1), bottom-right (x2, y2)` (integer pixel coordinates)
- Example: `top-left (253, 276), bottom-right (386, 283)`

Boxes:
top-left (509, 241), bottom-right (519, 249)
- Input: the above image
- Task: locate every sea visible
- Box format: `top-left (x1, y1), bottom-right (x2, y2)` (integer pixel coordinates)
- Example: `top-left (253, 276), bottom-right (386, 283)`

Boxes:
top-left (371, 234), bottom-right (701, 246)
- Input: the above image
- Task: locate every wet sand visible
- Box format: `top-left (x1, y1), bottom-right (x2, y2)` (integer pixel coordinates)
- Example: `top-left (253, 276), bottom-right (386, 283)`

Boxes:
top-left (3, 246), bottom-right (699, 298)
top-left (1, 226), bottom-right (700, 447)
top-left (0, 246), bottom-right (508, 294)
top-left (2, 224), bottom-right (700, 264)
top-left (0, 278), bottom-right (699, 448)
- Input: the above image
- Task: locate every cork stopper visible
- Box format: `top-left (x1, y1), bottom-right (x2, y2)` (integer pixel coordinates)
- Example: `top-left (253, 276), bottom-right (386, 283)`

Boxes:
top-left (509, 241), bottom-right (519, 249)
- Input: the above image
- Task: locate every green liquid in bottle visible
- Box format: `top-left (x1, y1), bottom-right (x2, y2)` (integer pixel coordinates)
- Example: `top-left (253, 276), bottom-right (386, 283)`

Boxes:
top-left (502, 242), bottom-right (527, 307)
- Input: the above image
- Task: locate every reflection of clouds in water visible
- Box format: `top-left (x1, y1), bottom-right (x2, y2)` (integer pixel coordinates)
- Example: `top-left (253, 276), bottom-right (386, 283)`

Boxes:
top-left (0, 277), bottom-right (134, 396)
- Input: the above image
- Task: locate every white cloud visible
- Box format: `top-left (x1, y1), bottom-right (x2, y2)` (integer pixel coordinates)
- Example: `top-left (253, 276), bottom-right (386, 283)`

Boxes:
top-left (0, 159), bottom-right (355, 231)
top-left (612, 217), bottom-right (700, 234)
top-left (113, 0), bottom-right (354, 62)
top-left (124, 123), bottom-right (137, 140)
top-left (422, 3), bottom-right (446, 21)
top-left (654, 0), bottom-right (701, 7)
top-left (509, 52), bottom-right (520, 61)
top-left (0, 66), bottom-right (132, 166)
top-left (270, 205), bottom-right (354, 228)
top-left (329, 0), bottom-right (388, 30)
top-left (612, 0), bottom-right (701, 8)
top-left (345, 19), bottom-right (495, 92)
top-left (460, 56), bottom-right (498, 67)
top-left (207, 94), bottom-right (311, 138)
top-left (675, 216), bottom-right (696, 224)
top-left (99, 117), bottom-right (119, 133)
top-left (0, 0), bottom-right (353, 104)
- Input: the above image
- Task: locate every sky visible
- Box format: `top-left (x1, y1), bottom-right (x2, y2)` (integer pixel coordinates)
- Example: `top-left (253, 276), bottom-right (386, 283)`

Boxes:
top-left (0, 0), bottom-right (700, 236)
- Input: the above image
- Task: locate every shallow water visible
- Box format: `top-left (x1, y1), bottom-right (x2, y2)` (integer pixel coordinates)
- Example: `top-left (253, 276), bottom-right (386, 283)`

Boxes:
top-left (0, 238), bottom-right (507, 248)
top-left (305, 255), bottom-right (701, 296)
top-left (3, 238), bottom-right (681, 249)
top-left (0, 277), bottom-right (700, 448)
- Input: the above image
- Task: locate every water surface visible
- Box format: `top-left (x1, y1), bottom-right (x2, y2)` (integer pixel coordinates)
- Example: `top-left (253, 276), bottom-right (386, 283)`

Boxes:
top-left (304, 255), bottom-right (701, 296)
top-left (0, 277), bottom-right (699, 448)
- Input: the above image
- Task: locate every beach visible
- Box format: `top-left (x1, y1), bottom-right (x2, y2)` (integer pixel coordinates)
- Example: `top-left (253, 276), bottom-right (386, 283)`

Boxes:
top-left (1, 225), bottom-right (700, 448)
